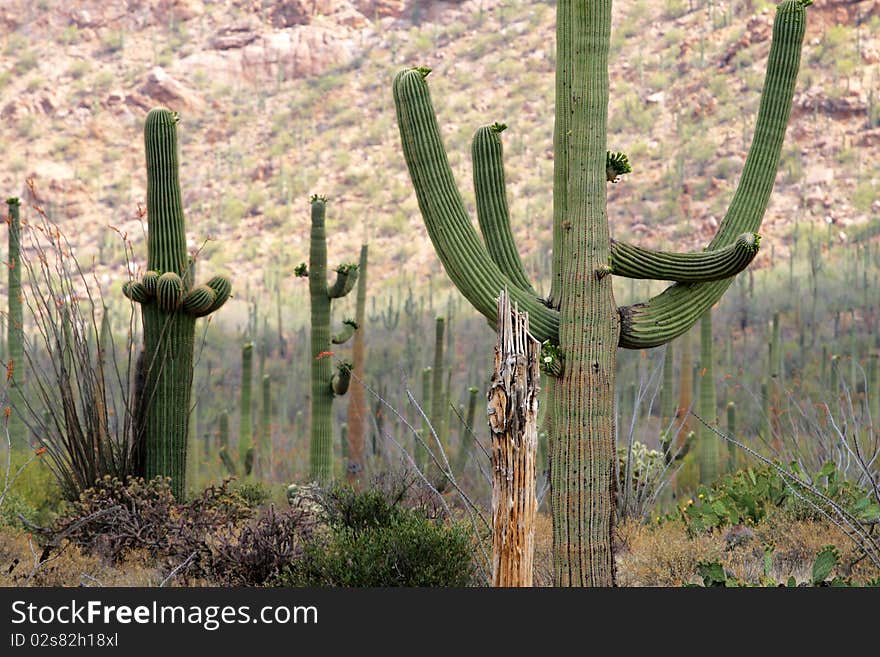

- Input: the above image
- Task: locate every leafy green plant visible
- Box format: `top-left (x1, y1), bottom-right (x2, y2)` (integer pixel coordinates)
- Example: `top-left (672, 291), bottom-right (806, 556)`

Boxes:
top-left (681, 461), bottom-right (880, 534)
top-left (278, 482), bottom-right (477, 587)
top-left (695, 544), bottom-right (879, 587)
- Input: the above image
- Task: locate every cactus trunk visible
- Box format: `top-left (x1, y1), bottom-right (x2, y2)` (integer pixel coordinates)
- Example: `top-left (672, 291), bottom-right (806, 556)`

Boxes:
top-left (697, 310), bottom-right (720, 484)
top-left (346, 244), bottom-right (368, 484)
top-left (5, 198), bottom-right (25, 447)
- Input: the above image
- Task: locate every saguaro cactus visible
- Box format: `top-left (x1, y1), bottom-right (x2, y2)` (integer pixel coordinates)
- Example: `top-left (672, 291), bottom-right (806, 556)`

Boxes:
top-left (5, 197), bottom-right (25, 446)
top-left (239, 341), bottom-right (254, 475)
top-left (346, 244), bottom-right (369, 484)
top-left (296, 196), bottom-right (358, 483)
top-left (697, 310), bottom-right (720, 484)
top-left (122, 108), bottom-right (231, 499)
top-left (393, 1), bottom-right (808, 584)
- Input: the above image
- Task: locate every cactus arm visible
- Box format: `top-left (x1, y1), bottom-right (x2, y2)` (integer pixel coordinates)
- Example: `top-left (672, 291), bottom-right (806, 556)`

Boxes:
top-left (123, 281), bottom-right (150, 304)
top-left (471, 123), bottom-right (537, 295)
top-left (393, 68), bottom-right (559, 342)
top-left (327, 264), bottom-right (359, 299)
top-left (182, 285), bottom-right (216, 317)
top-left (331, 319), bottom-right (358, 345)
top-left (618, 1), bottom-right (808, 350)
top-left (332, 362), bottom-right (352, 396)
top-left (610, 232), bottom-right (761, 282)
top-left (202, 275), bottom-right (232, 315)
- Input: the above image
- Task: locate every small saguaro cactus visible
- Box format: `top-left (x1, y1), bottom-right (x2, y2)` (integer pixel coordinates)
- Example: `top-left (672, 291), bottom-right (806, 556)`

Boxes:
top-left (260, 373), bottom-right (271, 476)
top-left (296, 195), bottom-right (358, 483)
top-left (393, 1), bottom-right (809, 584)
top-left (122, 108), bottom-right (231, 500)
top-left (239, 341), bottom-right (254, 476)
top-left (5, 197), bottom-right (25, 446)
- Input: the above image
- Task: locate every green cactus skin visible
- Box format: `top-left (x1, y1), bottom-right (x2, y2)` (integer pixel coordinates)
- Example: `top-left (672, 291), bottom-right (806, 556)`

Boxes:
top-left (697, 311), bottom-right (720, 484)
top-left (610, 233), bottom-right (761, 282)
top-left (331, 319), bottom-right (358, 345)
top-left (124, 108), bottom-right (232, 499)
top-left (471, 124), bottom-right (536, 295)
top-left (260, 374), bottom-right (271, 473)
top-left (418, 366), bottom-right (432, 472)
top-left (306, 196), bottom-right (359, 483)
top-left (239, 341), bottom-right (254, 475)
top-left (453, 385), bottom-right (480, 479)
top-left (726, 401), bottom-right (737, 473)
top-left (5, 198), bottom-right (25, 446)
top-left (393, 2), bottom-right (808, 584)
top-left (659, 342), bottom-right (675, 454)
top-left (430, 317), bottom-right (448, 456)
top-left (346, 244), bottom-right (369, 485)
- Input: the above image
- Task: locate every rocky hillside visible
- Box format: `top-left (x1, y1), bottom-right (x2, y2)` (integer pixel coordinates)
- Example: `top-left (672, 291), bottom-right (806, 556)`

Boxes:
top-left (0, 0), bottom-right (877, 329)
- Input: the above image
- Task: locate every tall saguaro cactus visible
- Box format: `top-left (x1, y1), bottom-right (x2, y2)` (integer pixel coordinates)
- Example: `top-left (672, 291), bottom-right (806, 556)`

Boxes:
top-left (5, 197), bottom-right (25, 446)
top-left (297, 196), bottom-right (358, 483)
top-left (122, 108), bottom-right (231, 499)
top-left (346, 244), bottom-right (369, 484)
top-left (393, 1), bottom-right (809, 584)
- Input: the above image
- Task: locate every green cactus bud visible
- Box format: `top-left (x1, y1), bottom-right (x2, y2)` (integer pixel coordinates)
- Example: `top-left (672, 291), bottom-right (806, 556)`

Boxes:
top-left (605, 151), bottom-right (632, 182)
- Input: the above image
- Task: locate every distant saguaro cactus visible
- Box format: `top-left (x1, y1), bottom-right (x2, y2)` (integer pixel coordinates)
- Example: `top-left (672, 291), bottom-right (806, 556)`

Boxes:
top-left (5, 197), bottom-right (25, 446)
top-left (239, 342), bottom-right (254, 476)
top-left (296, 196), bottom-right (358, 483)
top-left (122, 108), bottom-right (231, 499)
top-left (393, 1), bottom-right (809, 584)
top-left (346, 244), bottom-right (369, 484)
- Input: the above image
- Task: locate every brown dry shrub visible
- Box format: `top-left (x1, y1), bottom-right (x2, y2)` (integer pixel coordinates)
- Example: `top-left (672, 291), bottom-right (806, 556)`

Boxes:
top-left (26, 476), bottom-right (318, 586)
top-left (615, 519), bottom-right (722, 586)
top-left (0, 526), bottom-right (165, 587)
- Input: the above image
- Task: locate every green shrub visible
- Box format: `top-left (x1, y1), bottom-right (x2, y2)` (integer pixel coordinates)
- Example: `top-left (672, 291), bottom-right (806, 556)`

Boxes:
top-left (278, 483), bottom-right (477, 587)
top-left (680, 462), bottom-right (880, 534)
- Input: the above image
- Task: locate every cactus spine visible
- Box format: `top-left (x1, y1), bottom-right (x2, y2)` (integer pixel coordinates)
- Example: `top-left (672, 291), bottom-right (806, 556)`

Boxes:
top-left (393, 1), bottom-right (808, 584)
top-left (122, 109), bottom-right (231, 499)
top-left (346, 244), bottom-right (368, 484)
top-left (300, 196), bottom-right (358, 483)
top-left (5, 197), bottom-right (24, 446)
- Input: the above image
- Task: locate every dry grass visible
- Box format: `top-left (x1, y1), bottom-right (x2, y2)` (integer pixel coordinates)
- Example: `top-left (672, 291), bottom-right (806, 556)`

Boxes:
top-left (533, 511), bottom-right (880, 587)
top-left (0, 527), bottom-right (172, 587)
top-left (5, 510), bottom-right (878, 587)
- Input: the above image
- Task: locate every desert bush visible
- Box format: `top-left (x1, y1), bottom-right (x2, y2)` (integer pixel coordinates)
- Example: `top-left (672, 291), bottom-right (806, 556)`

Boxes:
top-left (278, 481), bottom-right (477, 587)
top-left (209, 504), bottom-right (316, 586)
top-left (38, 476), bottom-right (253, 578)
top-left (679, 462), bottom-right (880, 534)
